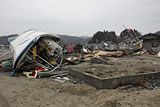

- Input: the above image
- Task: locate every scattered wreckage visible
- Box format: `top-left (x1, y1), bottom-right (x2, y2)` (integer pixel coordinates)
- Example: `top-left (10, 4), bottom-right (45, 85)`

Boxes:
top-left (1, 29), bottom-right (160, 90)
top-left (9, 30), bottom-right (64, 78)
top-left (0, 30), bottom-right (85, 79)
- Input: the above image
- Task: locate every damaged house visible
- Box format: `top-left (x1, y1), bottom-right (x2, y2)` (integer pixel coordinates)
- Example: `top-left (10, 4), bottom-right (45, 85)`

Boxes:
top-left (139, 33), bottom-right (160, 50)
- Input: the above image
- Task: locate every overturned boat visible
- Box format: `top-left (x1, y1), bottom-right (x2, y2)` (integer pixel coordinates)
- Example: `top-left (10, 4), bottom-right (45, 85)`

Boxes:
top-left (10, 30), bottom-right (63, 77)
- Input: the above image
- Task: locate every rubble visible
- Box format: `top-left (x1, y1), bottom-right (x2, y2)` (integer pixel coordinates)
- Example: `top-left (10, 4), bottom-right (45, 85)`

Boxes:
top-left (65, 53), bottom-right (84, 65)
top-left (8, 30), bottom-right (63, 77)
top-left (51, 73), bottom-right (70, 83)
top-left (95, 50), bottom-right (124, 57)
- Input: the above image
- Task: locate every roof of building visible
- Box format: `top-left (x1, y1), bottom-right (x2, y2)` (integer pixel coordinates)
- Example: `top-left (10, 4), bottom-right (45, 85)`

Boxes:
top-left (138, 33), bottom-right (160, 40)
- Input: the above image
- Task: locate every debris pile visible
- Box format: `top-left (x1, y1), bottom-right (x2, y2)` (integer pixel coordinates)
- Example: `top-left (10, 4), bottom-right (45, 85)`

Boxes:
top-left (8, 30), bottom-right (64, 78)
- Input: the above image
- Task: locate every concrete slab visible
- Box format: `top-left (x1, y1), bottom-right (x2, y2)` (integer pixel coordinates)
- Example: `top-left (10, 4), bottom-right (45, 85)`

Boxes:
top-left (69, 69), bottom-right (160, 89)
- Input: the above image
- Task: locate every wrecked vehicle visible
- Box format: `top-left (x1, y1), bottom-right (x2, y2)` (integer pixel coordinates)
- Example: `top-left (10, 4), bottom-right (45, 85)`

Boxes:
top-left (9, 30), bottom-right (63, 78)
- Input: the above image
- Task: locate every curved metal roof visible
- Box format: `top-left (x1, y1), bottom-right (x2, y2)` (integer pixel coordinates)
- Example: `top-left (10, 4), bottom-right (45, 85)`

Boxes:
top-left (10, 30), bottom-right (61, 70)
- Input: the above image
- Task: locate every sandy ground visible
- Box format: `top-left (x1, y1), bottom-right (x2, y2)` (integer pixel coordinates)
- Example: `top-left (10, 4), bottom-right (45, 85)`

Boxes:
top-left (1, 49), bottom-right (160, 107)
top-left (1, 73), bottom-right (160, 107)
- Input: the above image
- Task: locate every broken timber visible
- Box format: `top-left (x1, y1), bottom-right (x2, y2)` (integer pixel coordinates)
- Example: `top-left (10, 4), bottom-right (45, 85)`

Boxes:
top-left (69, 69), bottom-right (160, 89)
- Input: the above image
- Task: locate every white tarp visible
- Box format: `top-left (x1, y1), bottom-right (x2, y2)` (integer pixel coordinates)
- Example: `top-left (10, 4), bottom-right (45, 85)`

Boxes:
top-left (10, 29), bottom-right (60, 70)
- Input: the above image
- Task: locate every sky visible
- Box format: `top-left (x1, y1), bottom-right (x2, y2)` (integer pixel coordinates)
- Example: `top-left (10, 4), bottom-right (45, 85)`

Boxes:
top-left (0, 0), bottom-right (160, 36)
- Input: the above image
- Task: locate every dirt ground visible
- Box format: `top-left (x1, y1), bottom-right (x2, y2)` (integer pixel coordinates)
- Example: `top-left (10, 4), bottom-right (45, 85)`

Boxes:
top-left (1, 49), bottom-right (160, 107)
top-left (1, 72), bottom-right (160, 107)
top-left (65, 56), bottom-right (160, 78)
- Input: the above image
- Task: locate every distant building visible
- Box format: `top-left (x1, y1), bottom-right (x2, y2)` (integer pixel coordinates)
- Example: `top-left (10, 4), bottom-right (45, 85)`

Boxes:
top-left (139, 33), bottom-right (160, 50)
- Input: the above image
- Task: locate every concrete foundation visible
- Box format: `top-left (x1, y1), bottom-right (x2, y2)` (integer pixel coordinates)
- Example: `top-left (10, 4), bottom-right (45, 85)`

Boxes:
top-left (69, 69), bottom-right (160, 89)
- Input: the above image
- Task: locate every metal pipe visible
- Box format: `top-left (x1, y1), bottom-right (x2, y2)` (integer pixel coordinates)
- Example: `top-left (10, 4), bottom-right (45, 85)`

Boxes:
top-left (40, 58), bottom-right (63, 73)
top-left (29, 50), bottom-right (55, 68)
top-left (36, 54), bottom-right (55, 68)
top-left (25, 55), bottom-right (51, 69)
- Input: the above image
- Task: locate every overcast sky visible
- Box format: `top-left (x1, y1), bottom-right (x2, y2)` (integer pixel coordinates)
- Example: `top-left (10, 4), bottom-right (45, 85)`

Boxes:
top-left (0, 0), bottom-right (160, 36)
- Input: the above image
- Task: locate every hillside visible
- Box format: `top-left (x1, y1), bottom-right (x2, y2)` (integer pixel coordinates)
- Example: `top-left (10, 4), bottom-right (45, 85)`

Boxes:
top-left (58, 35), bottom-right (90, 45)
top-left (0, 34), bottom-right (90, 46)
top-left (155, 31), bottom-right (160, 36)
top-left (0, 30), bottom-right (159, 46)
